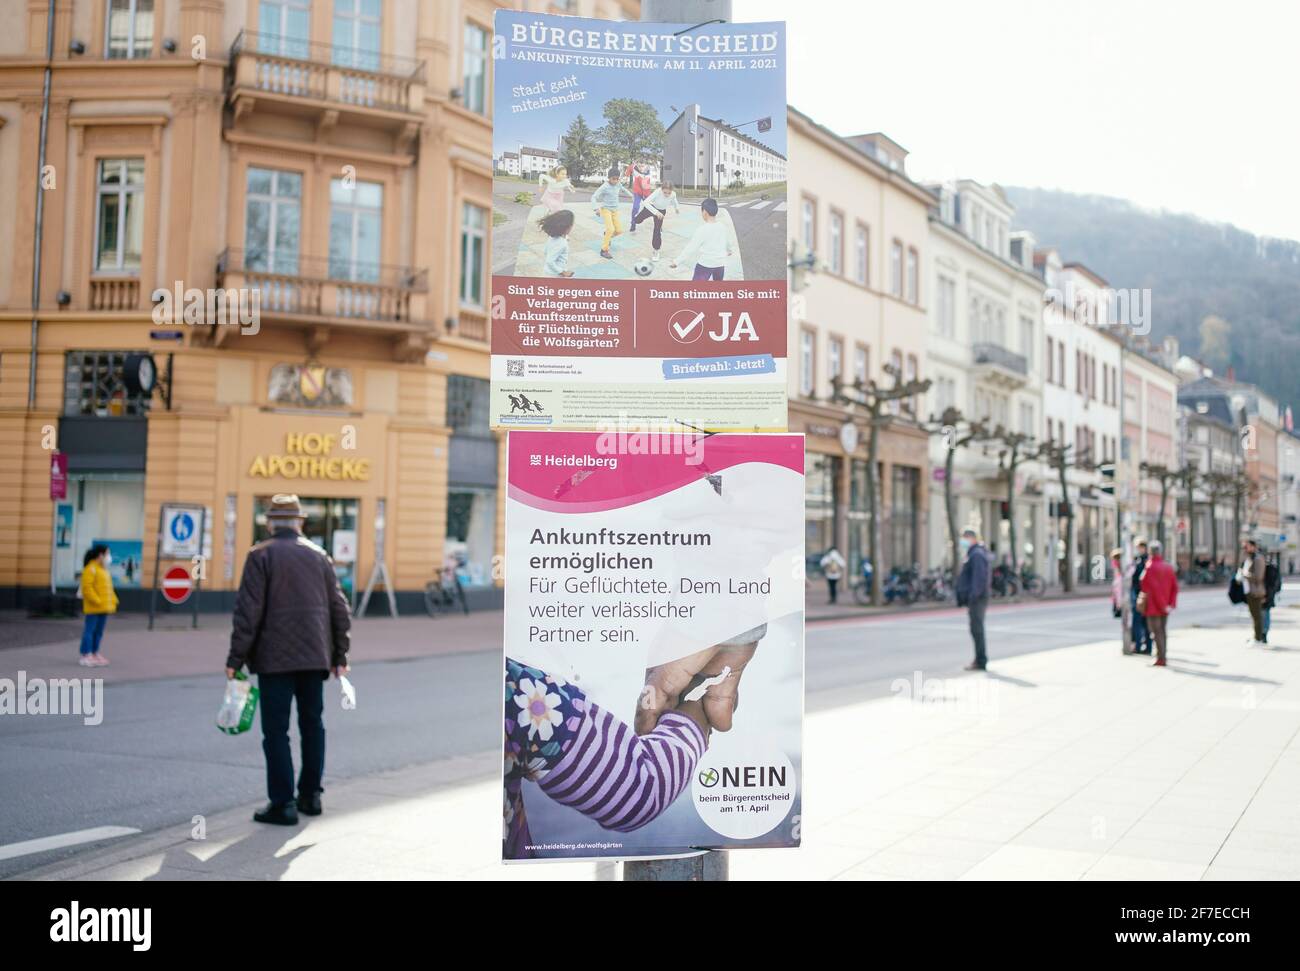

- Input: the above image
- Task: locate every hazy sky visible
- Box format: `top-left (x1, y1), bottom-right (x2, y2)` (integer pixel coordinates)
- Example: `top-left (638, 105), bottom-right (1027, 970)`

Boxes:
top-left (735, 0), bottom-right (1299, 241)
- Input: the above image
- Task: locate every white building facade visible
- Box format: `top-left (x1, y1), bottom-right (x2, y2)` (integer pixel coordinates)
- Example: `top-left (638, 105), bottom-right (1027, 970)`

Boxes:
top-left (1038, 252), bottom-right (1124, 585)
top-left (665, 104), bottom-right (787, 192)
top-left (925, 181), bottom-right (1046, 572)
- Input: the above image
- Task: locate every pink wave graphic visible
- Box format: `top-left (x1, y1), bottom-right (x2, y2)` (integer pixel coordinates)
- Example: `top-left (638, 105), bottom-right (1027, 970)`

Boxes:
top-left (508, 433), bottom-right (803, 514)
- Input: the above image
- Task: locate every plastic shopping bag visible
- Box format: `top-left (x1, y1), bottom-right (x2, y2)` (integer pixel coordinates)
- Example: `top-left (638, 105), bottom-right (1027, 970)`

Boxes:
top-left (339, 674), bottom-right (356, 711)
top-left (216, 672), bottom-right (259, 735)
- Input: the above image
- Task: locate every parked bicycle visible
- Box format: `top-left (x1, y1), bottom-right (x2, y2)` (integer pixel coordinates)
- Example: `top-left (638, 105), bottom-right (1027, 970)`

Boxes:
top-left (424, 565), bottom-right (469, 617)
top-left (991, 562), bottom-right (1020, 599)
top-left (1019, 565), bottom-right (1046, 597)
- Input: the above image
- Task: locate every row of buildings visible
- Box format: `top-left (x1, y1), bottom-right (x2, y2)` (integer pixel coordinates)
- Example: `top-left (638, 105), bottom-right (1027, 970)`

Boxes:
top-left (0, 0), bottom-right (1292, 610)
top-left (786, 108), bottom-right (1299, 585)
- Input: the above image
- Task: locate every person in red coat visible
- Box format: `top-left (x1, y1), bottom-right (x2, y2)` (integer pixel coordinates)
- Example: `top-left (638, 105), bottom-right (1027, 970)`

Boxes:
top-left (1139, 540), bottom-right (1178, 667)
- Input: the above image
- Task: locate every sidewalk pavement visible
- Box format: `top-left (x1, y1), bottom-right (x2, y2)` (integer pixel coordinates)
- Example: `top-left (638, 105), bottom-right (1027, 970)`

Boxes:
top-left (20, 608), bottom-right (1300, 881)
top-left (805, 583), bottom-right (1114, 622)
top-left (0, 610), bottom-right (502, 684)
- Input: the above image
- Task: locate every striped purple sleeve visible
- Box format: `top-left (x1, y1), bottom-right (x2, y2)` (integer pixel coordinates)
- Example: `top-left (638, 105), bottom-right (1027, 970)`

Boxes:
top-left (538, 704), bottom-right (706, 833)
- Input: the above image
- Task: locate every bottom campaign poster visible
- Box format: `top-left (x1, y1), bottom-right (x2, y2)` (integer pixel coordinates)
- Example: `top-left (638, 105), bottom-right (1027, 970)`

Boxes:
top-left (502, 431), bottom-right (804, 861)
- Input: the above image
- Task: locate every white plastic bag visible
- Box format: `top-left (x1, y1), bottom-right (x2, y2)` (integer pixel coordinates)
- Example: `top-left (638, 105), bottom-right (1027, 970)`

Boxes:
top-left (339, 674), bottom-right (356, 711)
top-left (217, 674), bottom-right (258, 734)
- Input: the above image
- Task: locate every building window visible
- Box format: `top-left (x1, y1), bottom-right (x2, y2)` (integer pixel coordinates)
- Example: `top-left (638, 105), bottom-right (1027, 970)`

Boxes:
top-left (447, 375), bottom-right (491, 436)
top-left (829, 212), bottom-right (843, 275)
top-left (1046, 335), bottom-right (1054, 384)
top-left (329, 178), bottom-right (383, 282)
top-left (106, 0), bottom-right (154, 59)
top-left (801, 197), bottom-right (816, 252)
top-left (800, 329), bottom-right (815, 397)
top-left (257, 0), bottom-right (311, 59)
top-left (1020, 315), bottom-right (1034, 370)
top-left (854, 344), bottom-right (869, 386)
top-left (1020, 402), bottom-right (1034, 435)
top-left (332, 0), bottom-right (382, 70)
top-left (888, 465), bottom-right (919, 571)
top-left (890, 240), bottom-right (903, 298)
top-left (906, 247), bottom-right (919, 304)
top-left (244, 167), bottom-right (302, 274)
top-left (94, 158), bottom-right (145, 273)
top-left (463, 22), bottom-right (489, 114)
top-left (460, 202), bottom-right (487, 308)
top-left (936, 276), bottom-right (955, 338)
top-left (64, 351), bottom-right (152, 417)
top-left (855, 224), bottom-right (868, 285)
top-left (829, 337), bottom-right (843, 383)
top-left (1058, 341), bottom-right (1065, 388)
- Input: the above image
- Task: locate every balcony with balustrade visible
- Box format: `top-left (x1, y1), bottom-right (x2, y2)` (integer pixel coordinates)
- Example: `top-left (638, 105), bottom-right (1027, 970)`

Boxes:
top-left (226, 31), bottom-right (425, 148)
top-left (214, 249), bottom-right (433, 358)
top-left (971, 342), bottom-right (1029, 390)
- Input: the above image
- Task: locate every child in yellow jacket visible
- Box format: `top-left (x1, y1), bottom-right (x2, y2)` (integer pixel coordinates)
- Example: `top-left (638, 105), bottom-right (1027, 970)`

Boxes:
top-left (79, 545), bottom-right (117, 666)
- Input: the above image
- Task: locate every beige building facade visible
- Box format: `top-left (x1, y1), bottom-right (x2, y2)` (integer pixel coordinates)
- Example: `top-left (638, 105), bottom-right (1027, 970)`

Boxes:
top-left (0, 0), bottom-right (634, 610)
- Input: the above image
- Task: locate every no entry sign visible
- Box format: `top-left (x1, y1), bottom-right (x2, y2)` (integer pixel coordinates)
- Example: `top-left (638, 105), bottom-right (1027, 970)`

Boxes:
top-left (161, 565), bottom-right (194, 605)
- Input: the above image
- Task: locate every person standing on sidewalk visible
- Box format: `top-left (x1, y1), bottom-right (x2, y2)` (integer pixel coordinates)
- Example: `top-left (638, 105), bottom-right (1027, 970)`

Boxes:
top-left (1139, 540), bottom-right (1178, 667)
top-left (226, 494), bottom-right (352, 826)
top-left (1239, 538), bottom-right (1269, 645)
top-left (78, 544), bottom-right (117, 667)
top-left (1129, 538), bottom-right (1152, 655)
top-left (955, 528), bottom-right (992, 671)
top-left (819, 547), bottom-right (846, 604)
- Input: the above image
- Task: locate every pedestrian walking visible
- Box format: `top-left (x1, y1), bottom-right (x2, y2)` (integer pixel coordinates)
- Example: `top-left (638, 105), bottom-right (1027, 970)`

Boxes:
top-left (1129, 538), bottom-right (1153, 655)
top-left (1138, 540), bottom-right (1178, 667)
top-left (955, 528), bottom-right (992, 671)
top-left (1263, 555), bottom-right (1282, 642)
top-left (78, 544), bottom-right (117, 667)
top-left (819, 547), bottom-right (846, 604)
top-left (225, 494), bottom-right (352, 826)
top-left (1239, 538), bottom-right (1268, 645)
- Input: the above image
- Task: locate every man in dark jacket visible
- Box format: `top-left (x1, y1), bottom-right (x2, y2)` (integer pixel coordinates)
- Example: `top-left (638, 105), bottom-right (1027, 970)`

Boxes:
top-left (955, 528), bottom-right (993, 671)
top-left (226, 494), bottom-right (352, 825)
top-left (1130, 539), bottom-right (1152, 655)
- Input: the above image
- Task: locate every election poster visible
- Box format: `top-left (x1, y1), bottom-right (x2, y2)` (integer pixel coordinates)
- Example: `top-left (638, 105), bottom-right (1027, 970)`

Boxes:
top-left (490, 10), bottom-right (788, 432)
top-left (502, 431), bottom-right (804, 860)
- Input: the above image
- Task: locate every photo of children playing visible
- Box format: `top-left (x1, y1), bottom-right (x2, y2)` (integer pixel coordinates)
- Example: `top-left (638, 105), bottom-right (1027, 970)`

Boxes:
top-left (492, 20), bottom-right (787, 285)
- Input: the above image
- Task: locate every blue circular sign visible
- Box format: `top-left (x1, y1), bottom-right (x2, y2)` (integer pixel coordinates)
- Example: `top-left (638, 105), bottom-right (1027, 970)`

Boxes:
top-left (170, 512), bottom-right (195, 543)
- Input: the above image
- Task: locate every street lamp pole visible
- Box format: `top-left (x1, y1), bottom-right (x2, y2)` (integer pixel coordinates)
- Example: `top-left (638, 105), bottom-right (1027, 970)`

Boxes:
top-left (624, 0), bottom-right (734, 885)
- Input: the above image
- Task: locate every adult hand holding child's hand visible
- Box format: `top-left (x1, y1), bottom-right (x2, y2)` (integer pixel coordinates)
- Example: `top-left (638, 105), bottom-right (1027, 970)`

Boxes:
top-left (635, 639), bottom-right (759, 736)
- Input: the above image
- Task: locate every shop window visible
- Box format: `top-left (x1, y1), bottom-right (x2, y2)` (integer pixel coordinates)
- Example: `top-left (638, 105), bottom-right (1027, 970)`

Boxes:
top-left (64, 350), bottom-right (152, 417)
top-left (446, 489), bottom-right (496, 588)
top-left (254, 496), bottom-right (358, 603)
top-left (106, 0), bottom-right (154, 59)
top-left (889, 465), bottom-right (920, 571)
top-left (95, 158), bottom-right (145, 273)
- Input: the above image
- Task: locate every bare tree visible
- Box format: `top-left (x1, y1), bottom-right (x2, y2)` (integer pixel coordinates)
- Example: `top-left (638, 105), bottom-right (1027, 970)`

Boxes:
top-left (923, 408), bottom-right (989, 572)
top-left (986, 427), bottom-right (1046, 575)
top-left (1140, 461), bottom-right (1183, 549)
top-left (1044, 442), bottom-right (1083, 591)
top-left (831, 365), bottom-right (932, 606)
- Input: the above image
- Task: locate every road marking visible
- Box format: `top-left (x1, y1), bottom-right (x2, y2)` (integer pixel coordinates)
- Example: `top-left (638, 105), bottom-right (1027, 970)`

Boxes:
top-left (0, 825), bottom-right (140, 862)
top-left (750, 199), bottom-right (774, 209)
top-left (773, 201), bottom-right (787, 212)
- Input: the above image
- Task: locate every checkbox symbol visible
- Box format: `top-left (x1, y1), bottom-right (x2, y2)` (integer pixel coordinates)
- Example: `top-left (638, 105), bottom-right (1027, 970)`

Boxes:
top-left (671, 310), bottom-right (705, 343)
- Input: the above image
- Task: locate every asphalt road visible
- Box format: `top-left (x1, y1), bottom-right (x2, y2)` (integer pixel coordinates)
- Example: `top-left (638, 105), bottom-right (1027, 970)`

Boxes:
top-left (0, 588), bottom-right (1243, 876)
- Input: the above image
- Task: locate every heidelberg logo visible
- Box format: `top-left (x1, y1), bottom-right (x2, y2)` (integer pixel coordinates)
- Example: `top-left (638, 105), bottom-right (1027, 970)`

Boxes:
top-left (668, 308), bottom-right (759, 344)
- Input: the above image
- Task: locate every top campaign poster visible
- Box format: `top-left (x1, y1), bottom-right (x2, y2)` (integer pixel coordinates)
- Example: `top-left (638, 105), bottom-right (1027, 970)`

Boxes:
top-left (490, 10), bottom-right (788, 432)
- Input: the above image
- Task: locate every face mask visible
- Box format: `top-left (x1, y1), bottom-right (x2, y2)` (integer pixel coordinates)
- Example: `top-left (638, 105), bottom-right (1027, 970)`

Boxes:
top-left (103, 553), bottom-right (113, 566)
top-left (959, 539), bottom-right (972, 552)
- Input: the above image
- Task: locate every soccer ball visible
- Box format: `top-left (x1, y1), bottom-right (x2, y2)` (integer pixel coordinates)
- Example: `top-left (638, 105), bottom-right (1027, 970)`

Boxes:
top-left (633, 260), bottom-right (653, 277)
